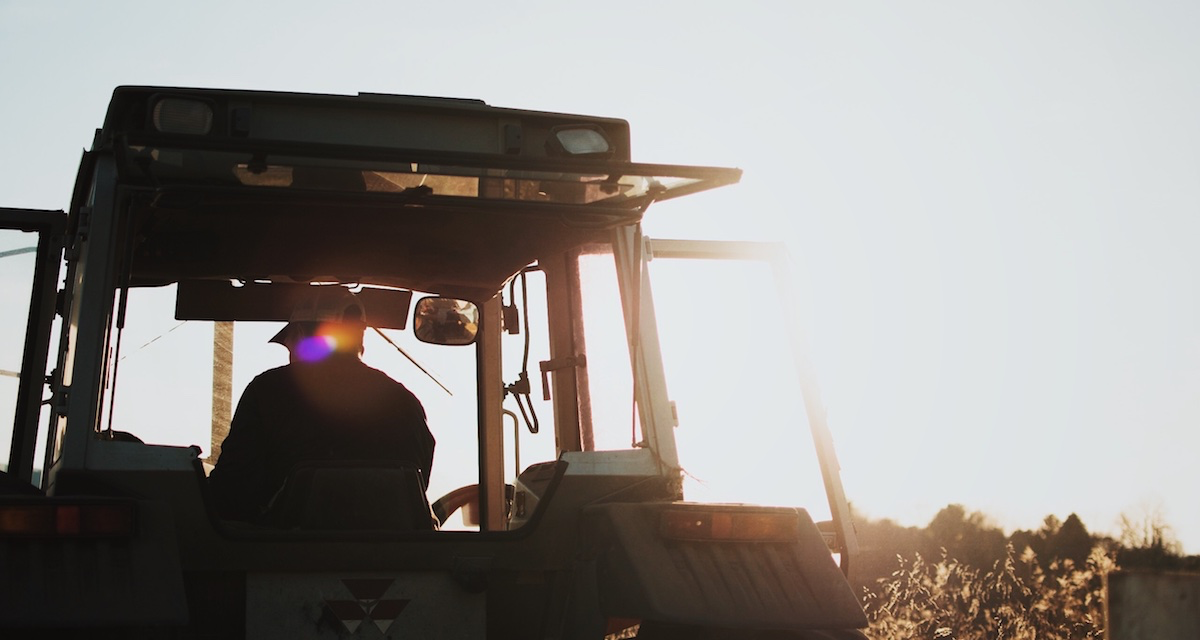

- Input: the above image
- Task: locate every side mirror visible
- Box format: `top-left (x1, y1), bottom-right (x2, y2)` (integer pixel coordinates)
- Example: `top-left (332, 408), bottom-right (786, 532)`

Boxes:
top-left (413, 297), bottom-right (480, 346)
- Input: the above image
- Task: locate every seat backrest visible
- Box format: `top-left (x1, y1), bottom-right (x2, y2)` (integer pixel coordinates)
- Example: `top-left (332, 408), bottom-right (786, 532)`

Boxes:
top-left (266, 461), bottom-right (437, 531)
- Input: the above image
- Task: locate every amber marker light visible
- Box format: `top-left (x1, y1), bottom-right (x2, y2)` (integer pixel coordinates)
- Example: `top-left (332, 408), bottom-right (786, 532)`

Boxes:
top-left (659, 509), bottom-right (801, 542)
top-left (0, 501), bottom-right (137, 538)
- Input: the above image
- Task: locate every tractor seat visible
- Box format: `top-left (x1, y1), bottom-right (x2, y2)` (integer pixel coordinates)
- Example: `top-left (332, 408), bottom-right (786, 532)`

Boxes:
top-left (265, 461), bottom-right (438, 531)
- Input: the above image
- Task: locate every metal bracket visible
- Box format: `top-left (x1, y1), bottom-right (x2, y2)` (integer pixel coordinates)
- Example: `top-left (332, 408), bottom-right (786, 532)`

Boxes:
top-left (64, 206), bottom-right (91, 261)
top-left (538, 354), bottom-right (587, 401)
top-left (52, 385), bottom-right (70, 417)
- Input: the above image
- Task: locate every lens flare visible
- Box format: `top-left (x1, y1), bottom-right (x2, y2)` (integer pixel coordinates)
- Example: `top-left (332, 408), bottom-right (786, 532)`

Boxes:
top-left (295, 335), bottom-right (336, 362)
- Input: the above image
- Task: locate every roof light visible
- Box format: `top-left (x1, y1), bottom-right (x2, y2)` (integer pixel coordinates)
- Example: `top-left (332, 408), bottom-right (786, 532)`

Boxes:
top-left (153, 98), bottom-right (213, 135)
top-left (0, 500), bottom-right (137, 538)
top-left (659, 508), bottom-right (800, 542)
top-left (546, 125), bottom-right (612, 158)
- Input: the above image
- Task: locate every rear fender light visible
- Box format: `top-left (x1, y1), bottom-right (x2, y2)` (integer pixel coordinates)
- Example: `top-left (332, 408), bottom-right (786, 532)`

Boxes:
top-left (606, 617), bottom-right (641, 636)
top-left (659, 509), bottom-right (800, 542)
top-left (0, 500), bottom-right (137, 538)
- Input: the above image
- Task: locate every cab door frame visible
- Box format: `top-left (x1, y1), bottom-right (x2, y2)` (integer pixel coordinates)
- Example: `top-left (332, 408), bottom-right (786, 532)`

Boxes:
top-left (0, 207), bottom-right (66, 486)
top-left (644, 237), bottom-right (860, 576)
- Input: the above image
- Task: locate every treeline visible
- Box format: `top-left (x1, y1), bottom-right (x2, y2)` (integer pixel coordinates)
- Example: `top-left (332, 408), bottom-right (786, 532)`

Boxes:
top-left (852, 504), bottom-right (1197, 590)
top-left (850, 504), bottom-right (1200, 639)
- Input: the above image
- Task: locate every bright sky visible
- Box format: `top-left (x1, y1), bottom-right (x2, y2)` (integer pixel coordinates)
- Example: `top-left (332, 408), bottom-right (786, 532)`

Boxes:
top-left (1, 1), bottom-right (1197, 552)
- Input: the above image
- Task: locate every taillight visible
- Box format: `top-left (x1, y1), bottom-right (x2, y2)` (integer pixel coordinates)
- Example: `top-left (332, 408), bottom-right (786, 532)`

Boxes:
top-left (0, 501), bottom-right (136, 538)
top-left (659, 508), bottom-right (800, 542)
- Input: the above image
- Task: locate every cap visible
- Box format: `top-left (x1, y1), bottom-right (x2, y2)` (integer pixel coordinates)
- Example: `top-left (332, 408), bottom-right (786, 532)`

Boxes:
top-left (269, 287), bottom-right (367, 344)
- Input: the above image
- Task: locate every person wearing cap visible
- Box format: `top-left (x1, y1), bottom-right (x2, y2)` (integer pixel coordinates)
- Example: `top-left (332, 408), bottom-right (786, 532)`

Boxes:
top-left (208, 287), bottom-right (435, 523)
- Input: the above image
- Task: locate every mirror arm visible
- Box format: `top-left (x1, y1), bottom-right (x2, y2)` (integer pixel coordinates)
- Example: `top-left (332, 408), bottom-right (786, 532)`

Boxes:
top-left (372, 327), bottom-right (453, 396)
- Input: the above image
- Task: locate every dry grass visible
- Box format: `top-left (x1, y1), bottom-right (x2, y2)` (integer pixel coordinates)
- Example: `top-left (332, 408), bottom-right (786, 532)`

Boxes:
top-left (606, 542), bottom-right (1118, 639)
top-left (864, 543), bottom-right (1115, 639)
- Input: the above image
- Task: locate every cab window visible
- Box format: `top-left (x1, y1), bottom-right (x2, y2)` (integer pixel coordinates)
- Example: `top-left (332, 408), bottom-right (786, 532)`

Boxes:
top-left (0, 229), bottom-right (38, 473)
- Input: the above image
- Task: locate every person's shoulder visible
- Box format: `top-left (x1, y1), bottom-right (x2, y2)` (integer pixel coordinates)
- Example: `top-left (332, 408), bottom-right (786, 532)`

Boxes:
top-left (356, 362), bottom-right (420, 394)
top-left (244, 364), bottom-right (294, 389)
top-left (357, 362), bottom-right (407, 385)
top-left (253, 364), bottom-right (292, 380)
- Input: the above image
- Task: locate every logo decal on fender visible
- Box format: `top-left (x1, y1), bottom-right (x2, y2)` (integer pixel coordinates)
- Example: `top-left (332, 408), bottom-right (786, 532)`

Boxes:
top-left (324, 578), bottom-right (411, 634)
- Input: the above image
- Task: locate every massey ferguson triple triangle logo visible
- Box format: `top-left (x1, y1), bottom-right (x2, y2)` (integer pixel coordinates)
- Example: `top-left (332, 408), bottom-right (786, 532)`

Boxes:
top-left (323, 578), bottom-right (411, 635)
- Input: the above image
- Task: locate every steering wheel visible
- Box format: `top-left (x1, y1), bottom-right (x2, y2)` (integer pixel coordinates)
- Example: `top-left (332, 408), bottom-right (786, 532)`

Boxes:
top-left (432, 484), bottom-right (481, 524)
top-left (431, 484), bottom-right (515, 526)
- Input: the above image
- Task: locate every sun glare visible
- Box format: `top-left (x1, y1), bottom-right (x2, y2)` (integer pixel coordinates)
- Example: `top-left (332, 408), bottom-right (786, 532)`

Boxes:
top-left (295, 335), bottom-right (337, 362)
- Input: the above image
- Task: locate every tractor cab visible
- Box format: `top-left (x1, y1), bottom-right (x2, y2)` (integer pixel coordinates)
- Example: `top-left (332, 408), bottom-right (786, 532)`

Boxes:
top-left (0, 87), bottom-right (866, 639)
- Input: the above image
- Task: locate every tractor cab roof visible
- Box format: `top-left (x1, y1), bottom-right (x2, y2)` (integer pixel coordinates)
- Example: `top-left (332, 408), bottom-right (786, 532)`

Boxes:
top-left (95, 87), bottom-right (740, 304)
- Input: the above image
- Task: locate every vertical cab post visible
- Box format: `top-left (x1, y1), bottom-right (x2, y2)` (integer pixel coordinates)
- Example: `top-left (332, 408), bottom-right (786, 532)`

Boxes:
top-left (46, 155), bottom-right (123, 490)
top-left (476, 296), bottom-right (506, 531)
top-left (541, 248), bottom-right (584, 455)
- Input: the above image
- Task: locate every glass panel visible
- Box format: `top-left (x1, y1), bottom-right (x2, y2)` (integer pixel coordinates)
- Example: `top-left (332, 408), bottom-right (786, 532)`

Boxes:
top-left (102, 285), bottom-right (481, 518)
top-left (489, 249), bottom-right (641, 464)
top-left (647, 258), bottom-right (831, 519)
top-left (0, 229), bottom-right (37, 472)
top-left (576, 249), bottom-right (640, 451)
top-left (371, 312), bottom-right (478, 521)
top-left (498, 269), bottom-right (556, 478)
top-left (101, 285), bottom-right (215, 448)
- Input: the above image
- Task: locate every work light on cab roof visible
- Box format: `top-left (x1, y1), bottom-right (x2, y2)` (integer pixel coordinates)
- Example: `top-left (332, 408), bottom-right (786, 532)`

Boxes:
top-left (152, 97), bottom-right (214, 135)
top-left (546, 125), bottom-right (613, 158)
